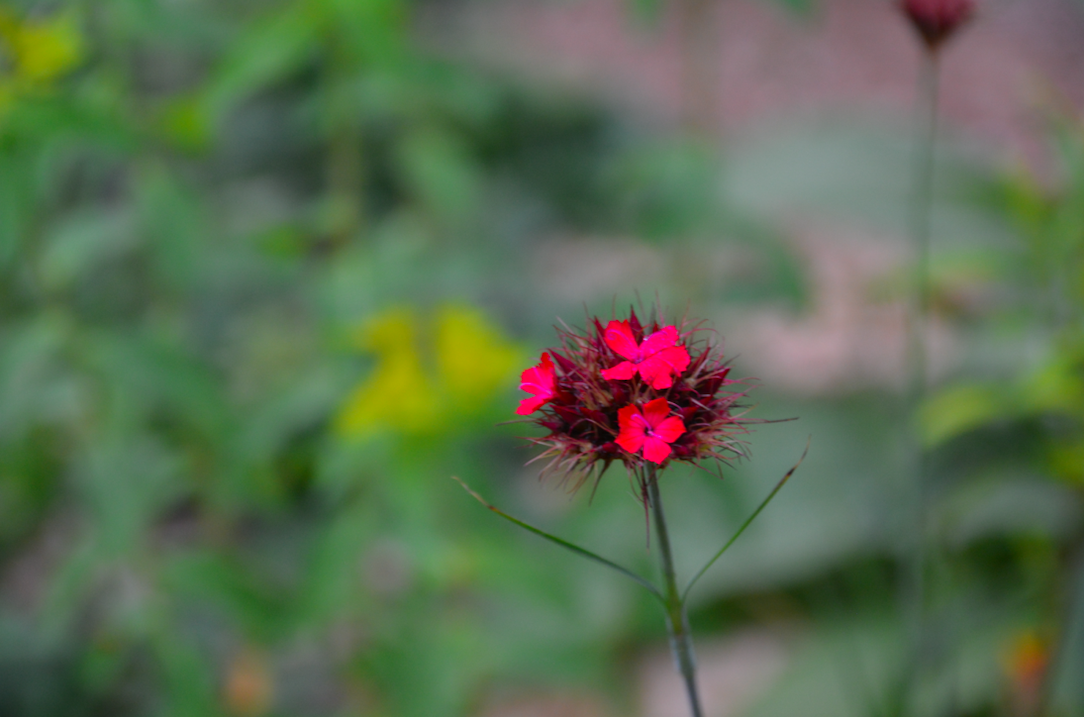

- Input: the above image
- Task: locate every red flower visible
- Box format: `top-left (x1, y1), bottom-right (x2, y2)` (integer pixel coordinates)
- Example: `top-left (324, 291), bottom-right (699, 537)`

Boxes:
top-left (601, 320), bottom-right (691, 390)
top-left (900, 0), bottom-right (975, 50)
top-left (616, 398), bottom-right (686, 464)
top-left (514, 309), bottom-right (753, 497)
top-left (517, 352), bottom-right (557, 415)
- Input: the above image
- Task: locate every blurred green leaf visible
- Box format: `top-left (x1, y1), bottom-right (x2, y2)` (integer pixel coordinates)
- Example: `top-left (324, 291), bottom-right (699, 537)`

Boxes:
top-left (165, 550), bottom-right (292, 644)
top-left (920, 383), bottom-right (1003, 448)
top-left (328, 0), bottom-right (407, 67)
top-left (0, 318), bottom-right (71, 437)
top-left (39, 207), bottom-right (137, 290)
top-left (936, 478), bottom-right (1082, 545)
top-left (395, 127), bottom-right (482, 224)
top-left (1019, 350), bottom-right (1084, 417)
top-left (201, 3), bottom-right (320, 125)
top-left (0, 151), bottom-right (33, 272)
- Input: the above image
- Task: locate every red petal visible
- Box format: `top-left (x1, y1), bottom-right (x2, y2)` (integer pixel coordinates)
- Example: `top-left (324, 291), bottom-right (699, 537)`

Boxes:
top-left (615, 404), bottom-right (647, 454)
top-left (642, 436), bottom-right (673, 464)
top-left (601, 361), bottom-right (637, 381)
top-left (604, 320), bottom-right (640, 360)
top-left (652, 415), bottom-right (686, 444)
top-left (641, 398), bottom-right (672, 429)
top-left (657, 345), bottom-right (691, 374)
top-left (519, 353), bottom-right (556, 407)
top-left (637, 357), bottom-right (673, 389)
top-left (638, 344), bottom-right (691, 389)
top-left (516, 395), bottom-right (548, 415)
top-left (639, 325), bottom-right (679, 357)
top-left (519, 369), bottom-right (551, 395)
top-left (520, 353), bottom-right (555, 391)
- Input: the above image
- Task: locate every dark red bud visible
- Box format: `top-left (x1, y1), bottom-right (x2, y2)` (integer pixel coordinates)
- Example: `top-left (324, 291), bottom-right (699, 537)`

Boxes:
top-left (900, 0), bottom-right (975, 51)
top-left (553, 389), bottom-right (576, 405)
top-left (581, 408), bottom-right (607, 425)
top-left (552, 351), bottom-right (577, 374)
top-left (554, 406), bottom-right (583, 424)
top-left (627, 310), bottom-right (643, 339)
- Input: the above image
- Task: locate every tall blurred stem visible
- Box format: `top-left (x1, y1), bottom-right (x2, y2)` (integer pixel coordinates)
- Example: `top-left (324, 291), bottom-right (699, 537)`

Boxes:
top-left (646, 469), bottom-right (703, 717)
top-left (908, 49), bottom-right (939, 410)
top-left (903, 46), bottom-right (940, 690)
top-left (325, 36), bottom-right (363, 247)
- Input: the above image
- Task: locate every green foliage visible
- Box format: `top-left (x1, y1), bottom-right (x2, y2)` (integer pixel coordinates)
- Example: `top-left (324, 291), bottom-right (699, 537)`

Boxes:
top-left (0, 0), bottom-right (1080, 715)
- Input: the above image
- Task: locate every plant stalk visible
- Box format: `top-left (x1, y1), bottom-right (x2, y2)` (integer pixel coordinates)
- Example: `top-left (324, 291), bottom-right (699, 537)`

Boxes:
top-left (908, 48), bottom-right (940, 410)
top-left (646, 470), bottom-right (704, 717)
top-left (900, 46), bottom-right (941, 711)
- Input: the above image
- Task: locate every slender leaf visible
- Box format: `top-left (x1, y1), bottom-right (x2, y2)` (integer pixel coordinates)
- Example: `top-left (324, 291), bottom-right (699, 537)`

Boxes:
top-left (452, 476), bottom-right (665, 603)
top-left (682, 439), bottom-right (809, 603)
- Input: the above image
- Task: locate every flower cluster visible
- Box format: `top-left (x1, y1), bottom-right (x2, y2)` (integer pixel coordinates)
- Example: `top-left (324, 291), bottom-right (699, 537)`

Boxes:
top-left (899, 0), bottom-right (975, 51)
top-left (516, 310), bottom-right (751, 491)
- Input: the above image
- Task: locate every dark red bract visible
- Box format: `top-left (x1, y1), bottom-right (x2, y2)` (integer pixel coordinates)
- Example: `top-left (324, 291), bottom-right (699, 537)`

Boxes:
top-left (900, 0), bottom-right (975, 50)
top-left (516, 309), bottom-right (752, 496)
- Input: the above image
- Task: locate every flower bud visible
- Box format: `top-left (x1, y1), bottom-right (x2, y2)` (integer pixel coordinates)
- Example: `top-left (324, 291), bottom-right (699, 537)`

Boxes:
top-left (900, 0), bottom-right (975, 51)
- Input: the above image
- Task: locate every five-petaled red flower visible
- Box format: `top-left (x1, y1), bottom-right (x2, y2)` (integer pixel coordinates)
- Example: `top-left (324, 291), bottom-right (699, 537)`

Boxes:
top-left (516, 352), bottom-right (557, 416)
top-left (601, 320), bottom-right (691, 390)
top-left (616, 398), bottom-right (686, 465)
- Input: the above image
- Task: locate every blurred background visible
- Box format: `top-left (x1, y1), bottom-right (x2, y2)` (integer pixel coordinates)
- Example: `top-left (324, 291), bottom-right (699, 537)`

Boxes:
top-left (1, 0), bottom-right (1084, 715)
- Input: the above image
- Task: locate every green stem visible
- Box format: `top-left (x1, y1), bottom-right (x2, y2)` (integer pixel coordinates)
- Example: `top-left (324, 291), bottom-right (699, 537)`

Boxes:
top-left (908, 48), bottom-right (940, 410)
top-left (646, 469), bottom-right (703, 717)
top-left (901, 46), bottom-right (940, 711)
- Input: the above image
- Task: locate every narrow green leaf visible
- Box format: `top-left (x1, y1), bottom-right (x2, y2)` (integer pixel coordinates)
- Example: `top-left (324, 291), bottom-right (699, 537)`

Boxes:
top-left (682, 439), bottom-right (809, 603)
top-left (452, 476), bottom-right (665, 603)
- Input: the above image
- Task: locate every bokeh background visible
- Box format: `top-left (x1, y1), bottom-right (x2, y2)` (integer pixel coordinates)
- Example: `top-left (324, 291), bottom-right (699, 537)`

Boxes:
top-left (2, 0), bottom-right (1084, 715)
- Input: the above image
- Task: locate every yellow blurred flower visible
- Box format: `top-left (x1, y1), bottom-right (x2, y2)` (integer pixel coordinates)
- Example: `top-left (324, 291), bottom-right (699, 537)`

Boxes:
top-left (335, 304), bottom-right (521, 438)
top-left (436, 304), bottom-right (521, 402)
top-left (0, 9), bottom-right (82, 114)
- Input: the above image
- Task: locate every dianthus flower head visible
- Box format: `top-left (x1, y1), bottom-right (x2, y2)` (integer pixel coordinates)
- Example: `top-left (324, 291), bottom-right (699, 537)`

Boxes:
top-left (899, 0), bottom-right (975, 51)
top-left (516, 309), bottom-right (753, 497)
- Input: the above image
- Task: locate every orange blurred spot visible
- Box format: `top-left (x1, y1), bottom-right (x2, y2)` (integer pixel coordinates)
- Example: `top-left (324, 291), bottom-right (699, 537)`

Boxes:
top-left (1003, 630), bottom-right (1048, 706)
top-left (223, 648), bottom-right (274, 716)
